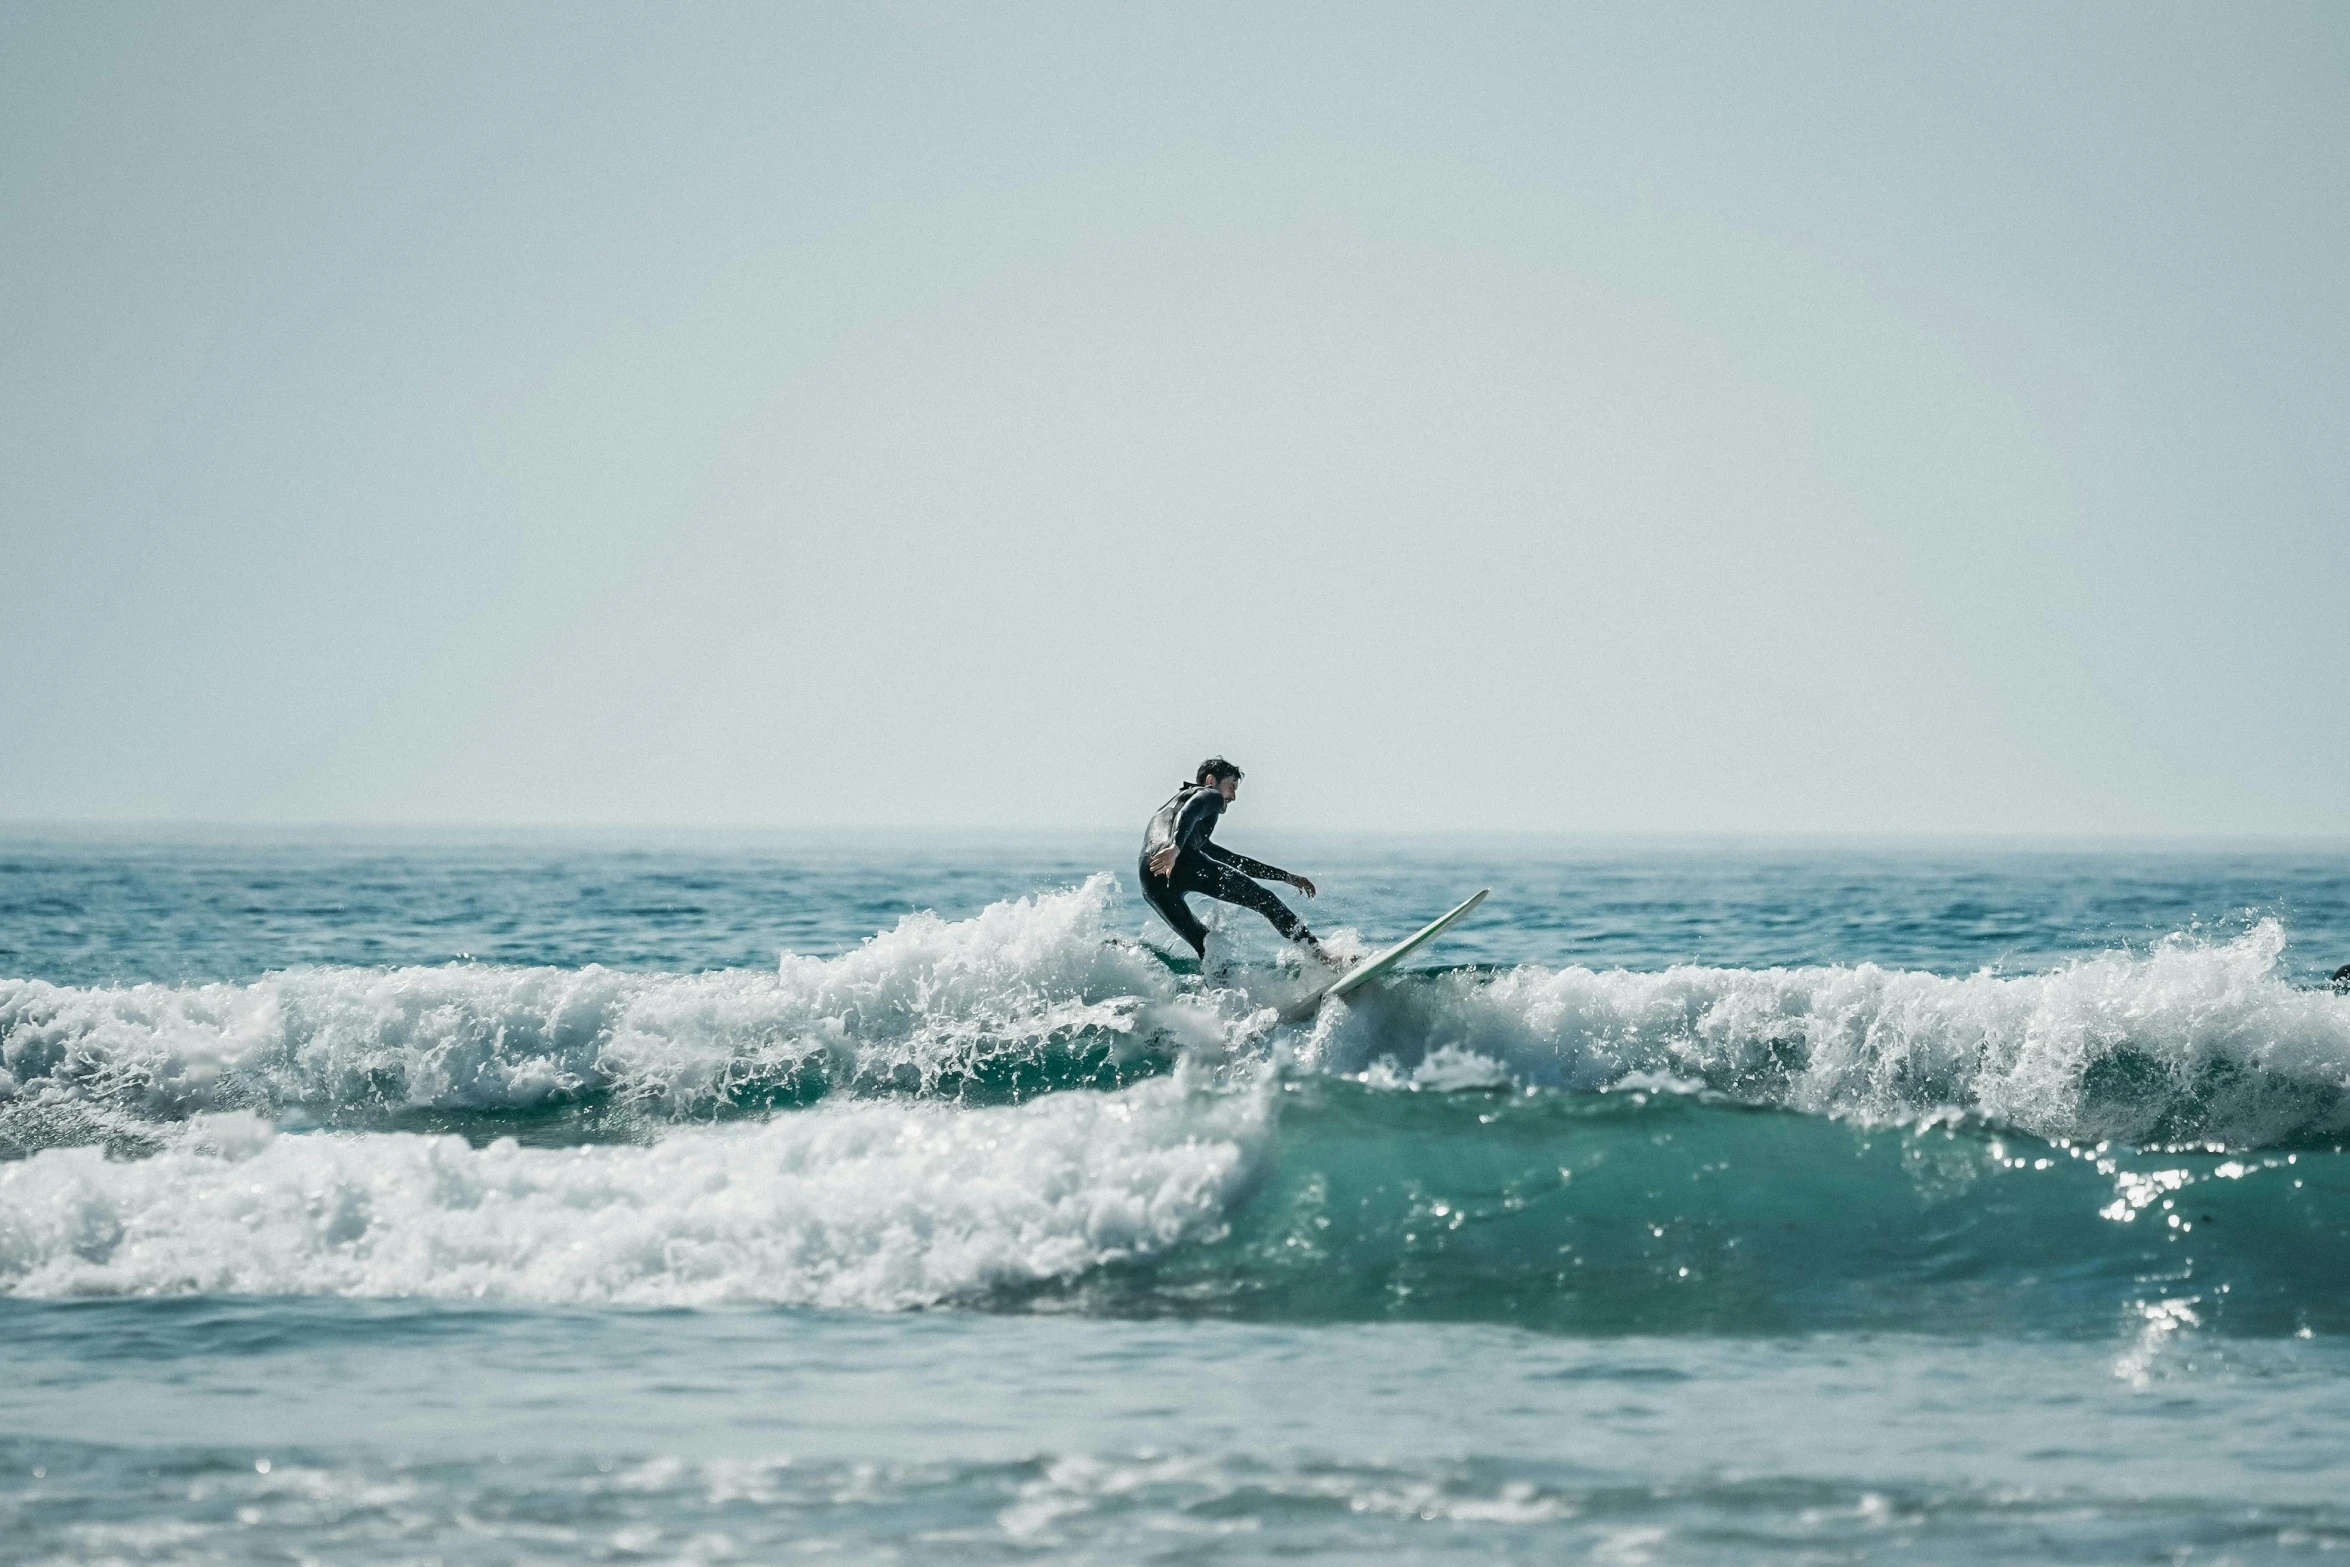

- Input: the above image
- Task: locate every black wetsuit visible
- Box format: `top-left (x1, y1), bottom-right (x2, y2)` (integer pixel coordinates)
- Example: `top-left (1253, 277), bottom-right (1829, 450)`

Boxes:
top-left (1137, 784), bottom-right (1317, 956)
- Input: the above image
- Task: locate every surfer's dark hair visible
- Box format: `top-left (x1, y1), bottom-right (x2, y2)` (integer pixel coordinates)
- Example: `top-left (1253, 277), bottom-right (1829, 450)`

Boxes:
top-left (1196, 757), bottom-right (1242, 785)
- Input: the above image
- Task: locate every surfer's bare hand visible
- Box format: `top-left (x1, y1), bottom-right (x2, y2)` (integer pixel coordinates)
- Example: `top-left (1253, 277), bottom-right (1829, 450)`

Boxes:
top-left (1147, 845), bottom-right (1177, 878)
top-left (1289, 874), bottom-right (1317, 898)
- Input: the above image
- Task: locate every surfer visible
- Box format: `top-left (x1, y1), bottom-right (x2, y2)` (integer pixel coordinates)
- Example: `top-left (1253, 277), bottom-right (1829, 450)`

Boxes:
top-left (1140, 758), bottom-right (1329, 962)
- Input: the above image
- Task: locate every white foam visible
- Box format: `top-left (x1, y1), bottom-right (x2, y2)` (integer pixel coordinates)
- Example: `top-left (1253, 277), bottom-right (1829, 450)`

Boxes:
top-left (8, 883), bottom-right (2346, 1149)
top-left (1311, 920), bottom-right (2350, 1146)
top-left (0, 1073), bottom-right (1269, 1305)
top-left (0, 876), bottom-right (1208, 1119)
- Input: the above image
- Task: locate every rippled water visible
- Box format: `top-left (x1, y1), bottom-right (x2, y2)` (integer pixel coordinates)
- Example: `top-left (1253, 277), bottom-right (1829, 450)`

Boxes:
top-left (3, 830), bottom-right (2347, 1562)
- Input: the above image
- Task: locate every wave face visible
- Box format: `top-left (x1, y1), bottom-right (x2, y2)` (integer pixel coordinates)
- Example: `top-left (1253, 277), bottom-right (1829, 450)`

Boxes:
top-left (1077, 1079), bottom-right (2350, 1338)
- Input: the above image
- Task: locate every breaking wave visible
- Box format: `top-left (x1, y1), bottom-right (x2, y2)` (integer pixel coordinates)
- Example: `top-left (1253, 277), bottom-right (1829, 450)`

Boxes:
top-left (0, 1072), bottom-right (1267, 1308)
top-left (1306, 916), bottom-right (2350, 1150)
top-left (5, 876), bottom-right (2346, 1151)
top-left (3, 1074), bottom-right (2342, 1335)
top-left (0, 877), bottom-right (1220, 1144)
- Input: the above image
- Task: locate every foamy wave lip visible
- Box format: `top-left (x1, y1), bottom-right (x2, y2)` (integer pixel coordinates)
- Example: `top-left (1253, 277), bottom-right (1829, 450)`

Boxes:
top-left (1313, 921), bottom-right (2350, 1149)
top-left (0, 875), bottom-right (1215, 1123)
top-left (0, 1074), bottom-right (1269, 1305)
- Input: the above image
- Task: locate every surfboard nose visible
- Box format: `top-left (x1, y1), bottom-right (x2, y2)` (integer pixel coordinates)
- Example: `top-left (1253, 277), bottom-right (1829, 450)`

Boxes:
top-left (1278, 889), bottom-right (1491, 1023)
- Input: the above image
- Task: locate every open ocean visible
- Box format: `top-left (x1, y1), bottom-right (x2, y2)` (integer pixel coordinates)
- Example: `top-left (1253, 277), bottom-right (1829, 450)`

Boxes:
top-left (3, 830), bottom-right (2348, 1564)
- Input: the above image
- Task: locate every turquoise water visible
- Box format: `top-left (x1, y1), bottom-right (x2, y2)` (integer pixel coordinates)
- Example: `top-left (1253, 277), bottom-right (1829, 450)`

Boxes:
top-left (4, 832), bottom-right (2348, 1562)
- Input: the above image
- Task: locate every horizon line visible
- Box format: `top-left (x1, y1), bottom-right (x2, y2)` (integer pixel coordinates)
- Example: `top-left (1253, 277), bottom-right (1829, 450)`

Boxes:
top-left (3, 818), bottom-right (2348, 851)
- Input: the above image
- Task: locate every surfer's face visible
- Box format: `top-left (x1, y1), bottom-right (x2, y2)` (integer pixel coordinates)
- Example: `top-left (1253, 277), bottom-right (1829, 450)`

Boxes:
top-left (1216, 776), bottom-right (1240, 804)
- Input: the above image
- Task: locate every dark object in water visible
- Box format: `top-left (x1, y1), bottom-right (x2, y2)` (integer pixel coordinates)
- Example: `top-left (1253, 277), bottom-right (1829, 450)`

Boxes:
top-left (2334, 963), bottom-right (2350, 993)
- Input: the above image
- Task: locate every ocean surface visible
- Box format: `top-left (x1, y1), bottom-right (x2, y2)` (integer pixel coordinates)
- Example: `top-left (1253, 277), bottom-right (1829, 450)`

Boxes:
top-left (4, 829), bottom-right (2349, 1564)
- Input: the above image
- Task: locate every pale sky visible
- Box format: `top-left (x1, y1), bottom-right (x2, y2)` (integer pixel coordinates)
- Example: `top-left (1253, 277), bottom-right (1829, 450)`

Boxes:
top-left (3, 3), bottom-right (2344, 836)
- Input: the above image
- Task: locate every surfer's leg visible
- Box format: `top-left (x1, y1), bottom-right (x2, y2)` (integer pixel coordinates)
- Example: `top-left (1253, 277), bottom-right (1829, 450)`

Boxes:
top-left (1138, 866), bottom-right (1210, 957)
top-left (1189, 862), bottom-right (1320, 952)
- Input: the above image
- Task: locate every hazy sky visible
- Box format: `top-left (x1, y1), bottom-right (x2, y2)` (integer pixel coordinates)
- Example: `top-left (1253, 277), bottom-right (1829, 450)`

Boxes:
top-left (4, 3), bottom-right (2344, 835)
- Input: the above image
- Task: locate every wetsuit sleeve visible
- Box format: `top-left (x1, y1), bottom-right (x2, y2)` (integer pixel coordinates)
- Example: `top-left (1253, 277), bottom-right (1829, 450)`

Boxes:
top-left (1174, 791), bottom-right (1295, 883)
top-left (1201, 842), bottom-right (1293, 882)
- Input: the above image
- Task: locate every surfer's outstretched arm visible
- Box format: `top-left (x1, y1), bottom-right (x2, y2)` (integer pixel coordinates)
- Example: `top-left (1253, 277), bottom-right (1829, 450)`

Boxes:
top-left (1200, 840), bottom-right (1316, 897)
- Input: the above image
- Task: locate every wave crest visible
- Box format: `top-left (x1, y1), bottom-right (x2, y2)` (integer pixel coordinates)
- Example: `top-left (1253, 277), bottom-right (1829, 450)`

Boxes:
top-left (0, 876), bottom-right (1201, 1135)
top-left (7, 888), bottom-right (2348, 1152)
top-left (1309, 920), bottom-right (2350, 1148)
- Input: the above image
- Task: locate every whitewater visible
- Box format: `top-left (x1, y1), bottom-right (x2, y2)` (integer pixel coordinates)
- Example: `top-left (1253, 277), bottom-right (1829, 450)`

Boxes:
top-left (10, 871), bottom-right (2346, 1139)
top-left (4, 832), bottom-right (2348, 1563)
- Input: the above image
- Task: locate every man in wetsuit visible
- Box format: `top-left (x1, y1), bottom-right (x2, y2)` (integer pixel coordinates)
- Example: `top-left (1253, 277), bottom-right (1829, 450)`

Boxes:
top-left (1139, 757), bottom-right (1328, 962)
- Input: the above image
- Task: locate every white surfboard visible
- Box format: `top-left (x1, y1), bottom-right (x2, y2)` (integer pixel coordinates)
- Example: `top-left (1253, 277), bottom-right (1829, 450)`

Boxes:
top-left (1278, 889), bottom-right (1489, 1023)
